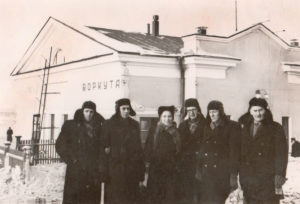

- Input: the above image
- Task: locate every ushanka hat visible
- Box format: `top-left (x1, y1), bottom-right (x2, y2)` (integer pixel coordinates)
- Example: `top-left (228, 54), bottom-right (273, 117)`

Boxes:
top-left (115, 98), bottom-right (136, 116)
top-left (82, 101), bottom-right (96, 111)
top-left (184, 98), bottom-right (201, 116)
top-left (248, 97), bottom-right (268, 110)
top-left (206, 100), bottom-right (226, 122)
top-left (158, 106), bottom-right (176, 118)
top-left (184, 98), bottom-right (201, 111)
top-left (207, 100), bottom-right (225, 116)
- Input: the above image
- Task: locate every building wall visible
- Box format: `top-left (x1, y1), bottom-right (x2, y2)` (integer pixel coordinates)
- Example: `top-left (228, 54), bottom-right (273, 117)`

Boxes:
top-left (196, 30), bottom-right (300, 140)
top-left (129, 76), bottom-right (181, 109)
top-left (12, 54), bottom-right (182, 140)
top-left (13, 55), bottom-right (127, 140)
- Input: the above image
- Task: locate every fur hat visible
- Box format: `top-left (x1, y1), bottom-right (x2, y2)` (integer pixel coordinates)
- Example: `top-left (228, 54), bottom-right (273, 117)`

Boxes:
top-left (82, 101), bottom-right (96, 111)
top-left (206, 100), bottom-right (226, 121)
top-left (158, 106), bottom-right (176, 118)
top-left (115, 98), bottom-right (136, 116)
top-left (207, 100), bottom-right (224, 113)
top-left (249, 97), bottom-right (268, 110)
top-left (185, 98), bottom-right (201, 111)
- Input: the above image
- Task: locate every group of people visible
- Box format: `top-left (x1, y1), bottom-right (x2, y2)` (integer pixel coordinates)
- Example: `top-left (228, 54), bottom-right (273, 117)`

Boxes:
top-left (55, 97), bottom-right (288, 204)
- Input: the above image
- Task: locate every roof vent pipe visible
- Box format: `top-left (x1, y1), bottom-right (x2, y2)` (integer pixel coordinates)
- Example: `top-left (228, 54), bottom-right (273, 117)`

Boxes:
top-left (147, 23), bottom-right (150, 35)
top-left (197, 26), bottom-right (208, 35)
top-left (290, 39), bottom-right (299, 47)
top-left (152, 15), bottom-right (159, 36)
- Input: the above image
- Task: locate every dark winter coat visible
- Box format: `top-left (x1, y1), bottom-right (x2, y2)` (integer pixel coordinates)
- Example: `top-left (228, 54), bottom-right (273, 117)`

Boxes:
top-left (144, 122), bottom-right (181, 204)
top-left (239, 111), bottom-right (288, 202)
top-left (102, 114), bottom-right (145, 204)
top-left (7, 128), bottom-right (13, 142)
top-left (178, 115), bottom-right (206, 202)
top-left (292, 140), bottom-right (300, 157)
top-left (197, 117), bottom-right (241, 203)
top-left (55, 110), bottom-right (106, 204)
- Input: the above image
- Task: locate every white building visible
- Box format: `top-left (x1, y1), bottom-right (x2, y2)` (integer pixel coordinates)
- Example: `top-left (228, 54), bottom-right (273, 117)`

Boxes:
top-left (11, 16), bottom-right (300, 147)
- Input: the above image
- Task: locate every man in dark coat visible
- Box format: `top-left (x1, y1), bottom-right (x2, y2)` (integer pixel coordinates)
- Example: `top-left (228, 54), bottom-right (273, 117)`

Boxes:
top-left (102, 98), bottom-right (145, 204)
top-left (196, 100), bottom-right (241, 203)
top-left (7, 127), bottom-right (13, 142)
top-left (56, 101), bottom-right (106, 204)
top-left (291, 138), bottom-right (300, 157)
top-left (178, 98), bottom-right (206, 204)
top-left (239, 97), bottom-right (288, 204)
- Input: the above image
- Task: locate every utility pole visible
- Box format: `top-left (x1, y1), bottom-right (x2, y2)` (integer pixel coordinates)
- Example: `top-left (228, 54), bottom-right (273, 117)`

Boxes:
top-left (235, 0), bottom-right (238, 32)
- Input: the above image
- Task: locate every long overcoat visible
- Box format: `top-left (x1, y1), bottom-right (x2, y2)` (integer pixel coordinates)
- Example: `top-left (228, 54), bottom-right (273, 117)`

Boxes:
top-left (239, 112), bottom-right (288, 202)
top-left (197, 117), bottom-right (241, 203)
top-left (55, 110), bottom-right (106, 204)
top-left (178, 115), bottom-right (206, 202)
top-left (102, 114), bottom-right (145, 204)
top-left (144, 123), bottom-right (181, 204)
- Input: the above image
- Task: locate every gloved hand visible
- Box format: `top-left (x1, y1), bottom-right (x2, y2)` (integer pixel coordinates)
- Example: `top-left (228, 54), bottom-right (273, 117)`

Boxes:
top-left (230, 174), bottom-right (238, 191)
top-left (275, 175), bottom-right (287, 188)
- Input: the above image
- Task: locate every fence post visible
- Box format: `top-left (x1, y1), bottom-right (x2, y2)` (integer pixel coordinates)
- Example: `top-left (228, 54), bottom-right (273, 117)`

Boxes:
top-left (4, 141), bottom-right (11, 169)
top-left (15, 136), bottom-right (22, 150)
top-left (23, 145), bottom-right (32, 184)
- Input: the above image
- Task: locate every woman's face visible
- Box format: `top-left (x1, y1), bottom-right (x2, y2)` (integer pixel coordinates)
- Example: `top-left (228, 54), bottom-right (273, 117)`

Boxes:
top-left (160, 111), bottom-right (173, 126)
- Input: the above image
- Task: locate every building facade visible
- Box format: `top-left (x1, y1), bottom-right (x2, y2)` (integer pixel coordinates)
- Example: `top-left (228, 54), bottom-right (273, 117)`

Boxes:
top-left (11, 17), bottom-right (300, 148)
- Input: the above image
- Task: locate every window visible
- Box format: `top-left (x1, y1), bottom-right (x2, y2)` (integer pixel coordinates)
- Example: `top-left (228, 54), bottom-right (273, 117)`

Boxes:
top-left (282, 116), bottom-right (291, 152)
top-left (140, 117), bottom-right (158, 148)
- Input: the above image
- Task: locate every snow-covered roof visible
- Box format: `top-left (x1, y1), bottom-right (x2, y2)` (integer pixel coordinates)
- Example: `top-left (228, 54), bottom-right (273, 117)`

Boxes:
top-left (182, 23), bottom-right (297, 50)
top-left (10, 17), bottom-right (300, 76)
top-left (87, 26), bottom-right (183, 55)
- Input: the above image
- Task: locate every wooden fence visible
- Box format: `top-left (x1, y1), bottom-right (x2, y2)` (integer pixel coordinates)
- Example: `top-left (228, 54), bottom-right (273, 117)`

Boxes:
top-left (17, 139), bottom-right (61, 165)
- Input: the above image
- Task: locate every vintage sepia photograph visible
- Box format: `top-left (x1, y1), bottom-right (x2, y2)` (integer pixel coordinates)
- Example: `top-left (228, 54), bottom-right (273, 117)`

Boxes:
top-left (0, 0), bottom-right (300, 203)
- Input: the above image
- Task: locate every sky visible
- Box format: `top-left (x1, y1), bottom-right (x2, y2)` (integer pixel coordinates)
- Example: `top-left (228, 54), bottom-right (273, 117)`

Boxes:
top-left (1, 0), bottom-right (300, 110)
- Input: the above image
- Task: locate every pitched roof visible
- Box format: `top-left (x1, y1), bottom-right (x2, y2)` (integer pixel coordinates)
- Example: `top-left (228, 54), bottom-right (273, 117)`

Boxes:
top-left (182, 23), bottom-right (298, 50)
top-left (87, 26), bottom-right (183, 55)
top-left (11, 17), bottom-right (300, 77)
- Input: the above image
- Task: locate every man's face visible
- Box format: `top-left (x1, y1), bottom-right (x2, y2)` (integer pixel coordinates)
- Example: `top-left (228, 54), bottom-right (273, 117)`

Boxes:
top-left (250, 106), bottom-right (266, 122)
top-left (160, 111), bottom-right (173, 126)
top-left (209, 110), bottom-right (220, 123)
top-left (83, 108), bottom-right (94, 122)
top-left (187, 107), bottom-right (198, 120)
top-left (120, 105), bottom-right (130, 119)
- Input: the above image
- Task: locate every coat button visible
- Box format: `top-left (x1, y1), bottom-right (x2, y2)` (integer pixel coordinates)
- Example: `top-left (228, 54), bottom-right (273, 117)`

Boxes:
top-left (258, 152), bottom-right (262, 156)
top-left (204, 164), bottom-right (208, 168)
top-left (213, 164), bottom-right (217, 168)
top-left (206, 141), bottom-right (209, 144)
top-left (214, 141), bottom-right (217, 144)
top-left (205, 153), bottom-right (208, 156)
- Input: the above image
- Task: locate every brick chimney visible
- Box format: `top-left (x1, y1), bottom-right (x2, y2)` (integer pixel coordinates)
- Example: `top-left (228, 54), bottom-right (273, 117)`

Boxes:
top-left (197, 26), bottom-right (208, 35)
top-left (152, 15), bottom-right (159, 36)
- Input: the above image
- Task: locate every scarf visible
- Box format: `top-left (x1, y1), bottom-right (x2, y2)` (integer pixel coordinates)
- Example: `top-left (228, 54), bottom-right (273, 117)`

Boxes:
top-left (153, 121), bottom-right (181, 153)
top-left (84, 122), bottom-right (95, 138)
top-left (188, 117), bottom-right (201, 134)
top-left (210, 118), bottom-right (222, 130)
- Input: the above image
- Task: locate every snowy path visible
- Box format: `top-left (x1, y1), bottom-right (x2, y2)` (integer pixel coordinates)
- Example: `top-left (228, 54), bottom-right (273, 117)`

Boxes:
top-left (0, 157), bottom-right (299, 204)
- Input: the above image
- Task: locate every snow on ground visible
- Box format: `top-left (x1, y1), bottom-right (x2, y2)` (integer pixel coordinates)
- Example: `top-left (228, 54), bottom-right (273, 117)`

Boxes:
top-left (226, 156), bottom-right (300, 204)
top-left (0, 157), bottom-right (299, 204)
top-left (281, 157), bottom-right (300, 204)
top-left (0, 163), bottom-right (65, 203)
